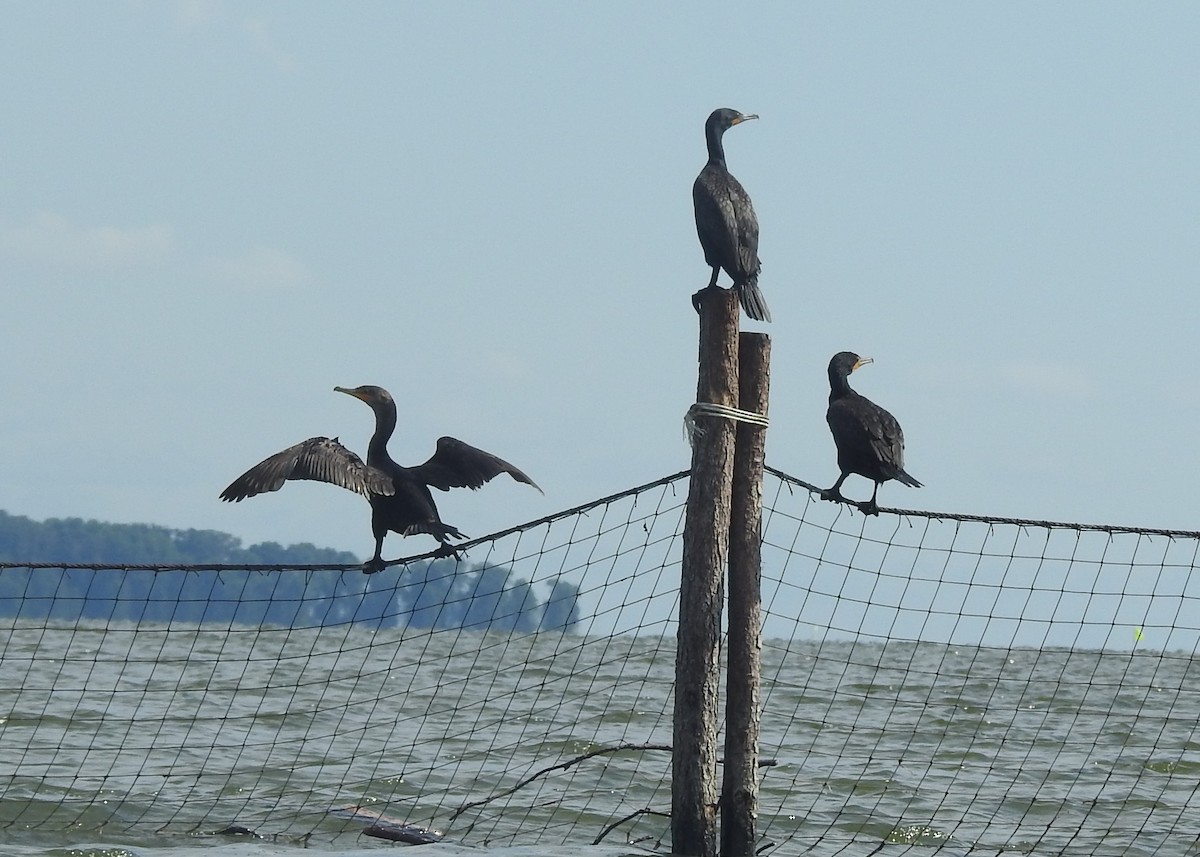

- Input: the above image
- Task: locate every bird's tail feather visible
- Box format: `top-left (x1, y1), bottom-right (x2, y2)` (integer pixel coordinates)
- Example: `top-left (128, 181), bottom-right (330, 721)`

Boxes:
top-left (737, 280), bottom-right (772, 323)
top-left (403, 522), bottom-right (467, 541)
top-left (895, 469), bottom-right (922, 488)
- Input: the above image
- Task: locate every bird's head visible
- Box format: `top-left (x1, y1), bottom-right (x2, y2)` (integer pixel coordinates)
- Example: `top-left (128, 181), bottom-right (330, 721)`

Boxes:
top-left (706, 108), bottom-right (759, 135)
top-left (829, 352), bottom-right (873, 379)
top-left (334, 385), bottom-right (394, 408)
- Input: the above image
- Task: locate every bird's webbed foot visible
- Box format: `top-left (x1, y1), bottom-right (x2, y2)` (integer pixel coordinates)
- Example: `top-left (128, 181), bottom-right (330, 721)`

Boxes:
top-left (432, 543), bottom-right (464, 561)
top-left (362, 556), bottom-right (387, 575)
top-left (820, 487), bottom-right (846, 504)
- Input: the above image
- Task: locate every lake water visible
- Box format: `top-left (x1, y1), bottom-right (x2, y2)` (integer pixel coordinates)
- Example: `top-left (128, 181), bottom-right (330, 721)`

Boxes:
top-left (3, 620), bottom-right (1198, 857)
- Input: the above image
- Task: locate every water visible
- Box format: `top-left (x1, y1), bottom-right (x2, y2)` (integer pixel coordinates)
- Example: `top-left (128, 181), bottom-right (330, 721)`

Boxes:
top-left (2, 622), bottom-right (1199, 856)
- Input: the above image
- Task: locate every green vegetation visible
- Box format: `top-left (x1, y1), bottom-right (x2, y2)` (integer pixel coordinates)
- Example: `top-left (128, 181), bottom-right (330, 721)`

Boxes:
top-left (0, 509), bottom-right (360, 566)
top-left (0, 510), bottom-right (579, 632)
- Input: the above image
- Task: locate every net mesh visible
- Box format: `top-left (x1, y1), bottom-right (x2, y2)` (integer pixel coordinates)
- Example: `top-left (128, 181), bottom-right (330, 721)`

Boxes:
top-left (2, 467), bottom-right (1199, 855)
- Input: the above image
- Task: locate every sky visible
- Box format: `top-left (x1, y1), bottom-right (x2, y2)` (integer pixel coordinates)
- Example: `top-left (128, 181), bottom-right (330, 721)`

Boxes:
top-left (2, 2), bottom-right (1199, 562)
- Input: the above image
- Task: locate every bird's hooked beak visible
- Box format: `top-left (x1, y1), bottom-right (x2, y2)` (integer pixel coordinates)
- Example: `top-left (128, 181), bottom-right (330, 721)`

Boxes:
top-left (732, 113), bottom-right (759, 125)
top-left (334, 385), bottom-right (368, 402)
top-left (853, 356), bottom-right (874, 372)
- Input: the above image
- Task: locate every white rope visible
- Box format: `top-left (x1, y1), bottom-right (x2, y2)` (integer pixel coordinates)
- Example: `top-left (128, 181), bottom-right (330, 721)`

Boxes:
top-left (684, 402), bottom-right (770, 446)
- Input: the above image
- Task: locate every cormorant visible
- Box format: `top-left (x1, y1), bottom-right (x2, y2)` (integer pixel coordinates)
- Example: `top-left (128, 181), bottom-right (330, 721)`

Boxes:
top-left (220, 385), bottom-right (541, 572)
top-left (821, 352), bottom-right (921, 515)
top-left (693, 107), bottom-right (771, 323)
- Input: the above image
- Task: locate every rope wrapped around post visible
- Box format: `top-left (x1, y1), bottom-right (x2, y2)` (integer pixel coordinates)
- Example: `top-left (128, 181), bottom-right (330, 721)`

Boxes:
top-left (684, 402), bottom-right (769, 447)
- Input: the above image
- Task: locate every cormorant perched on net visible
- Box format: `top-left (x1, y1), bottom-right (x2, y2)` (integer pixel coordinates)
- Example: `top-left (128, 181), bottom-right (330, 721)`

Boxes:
top-left (821, 352), bottom-right (921, 515)
top-left (220, 385), bottom-right (541, 572)
top-left (692, 107), bottom-right (771, 323)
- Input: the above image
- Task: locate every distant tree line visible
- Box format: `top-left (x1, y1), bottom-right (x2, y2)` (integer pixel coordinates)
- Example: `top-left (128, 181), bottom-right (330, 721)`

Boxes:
top-left (0, 509), bottom-right (361, 566)
top-left (0, 510), bottom-right (580, 632)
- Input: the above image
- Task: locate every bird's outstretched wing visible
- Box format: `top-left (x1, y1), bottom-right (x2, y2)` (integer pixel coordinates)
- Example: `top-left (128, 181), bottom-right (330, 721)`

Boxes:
top-left (409, 437), bottom-right (542, 494)
top-left (220, 436), bottom-right (394, 502)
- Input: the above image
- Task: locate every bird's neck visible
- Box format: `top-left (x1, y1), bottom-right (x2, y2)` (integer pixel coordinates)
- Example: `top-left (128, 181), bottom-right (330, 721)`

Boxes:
top-left (829, 373), bottom-right (854, 402)
top-left (367, 403), bottom-right (398, 467)
top-left (705, 127), bottom-right (727, 167)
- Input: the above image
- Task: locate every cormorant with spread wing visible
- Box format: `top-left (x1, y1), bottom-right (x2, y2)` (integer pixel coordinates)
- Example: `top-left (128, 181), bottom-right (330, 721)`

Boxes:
top-left (220, 385), bottom-right (540, 572)
top-left (821, 352), bottom-right (921, 515)
top-left (693, 107), bottom-right (771, 322)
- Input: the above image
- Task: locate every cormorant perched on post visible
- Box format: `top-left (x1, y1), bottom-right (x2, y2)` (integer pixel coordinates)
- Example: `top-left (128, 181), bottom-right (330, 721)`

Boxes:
top-left (220, 385), bottom-right (541, 572)
top-left (821, 352), bottom-right (921, 515)
top-left (693, 107), bottom-right (771, 323)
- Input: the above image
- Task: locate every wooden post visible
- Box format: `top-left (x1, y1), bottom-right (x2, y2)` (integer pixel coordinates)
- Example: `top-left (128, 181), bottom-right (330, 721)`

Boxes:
top-left (721, 332), bottom-right (769, 856)
top-left (674, 286), bottom-right (739, 857)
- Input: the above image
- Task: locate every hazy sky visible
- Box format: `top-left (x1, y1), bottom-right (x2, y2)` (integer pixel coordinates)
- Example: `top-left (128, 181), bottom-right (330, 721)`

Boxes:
top-left (3, 3), bottom-right (1198, 561)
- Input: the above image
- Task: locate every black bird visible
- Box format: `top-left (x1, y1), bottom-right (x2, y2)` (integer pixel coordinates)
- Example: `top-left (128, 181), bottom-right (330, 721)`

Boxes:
top-left (821, 352), bottom-right (921, 515)
top-left (220, 385), bottom-right (541, 572)
top-left (693, 107), bottom-right (771, 323)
